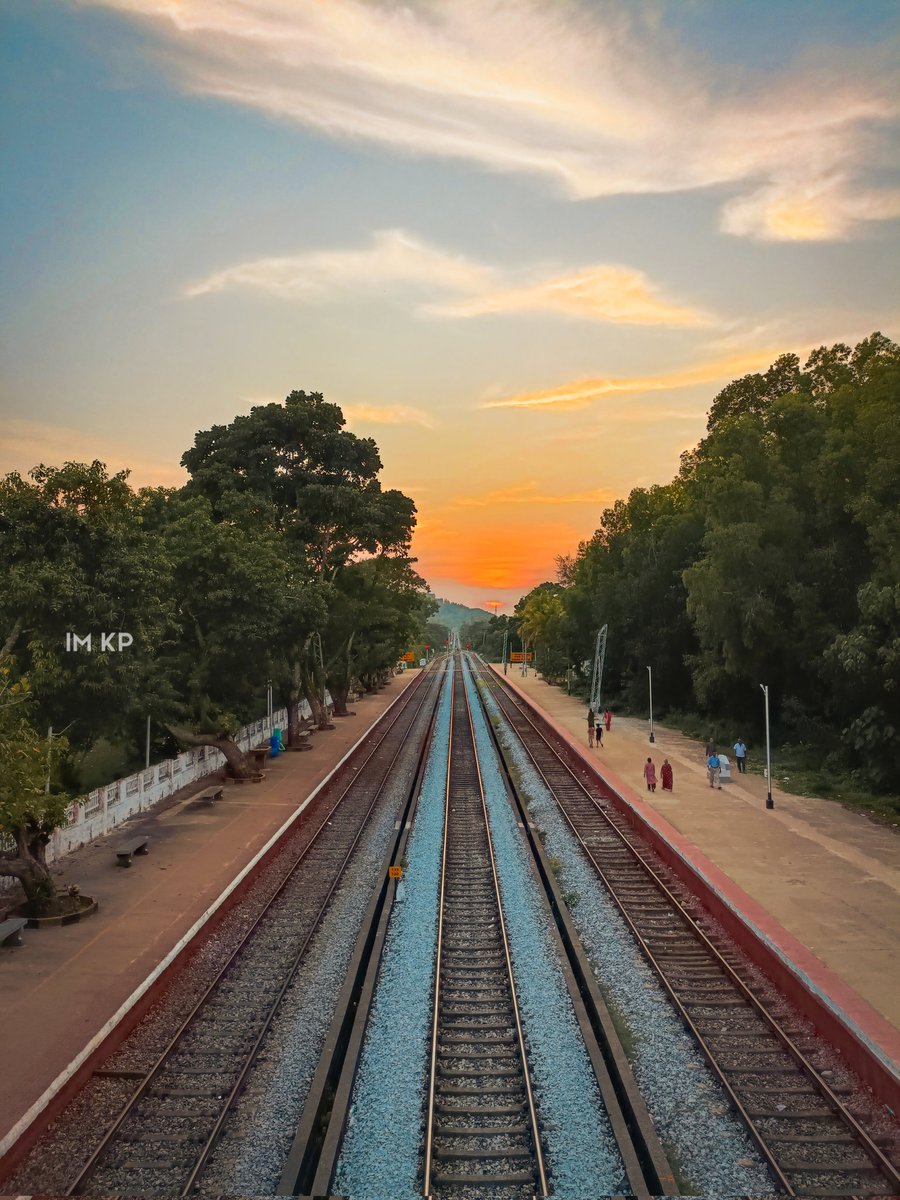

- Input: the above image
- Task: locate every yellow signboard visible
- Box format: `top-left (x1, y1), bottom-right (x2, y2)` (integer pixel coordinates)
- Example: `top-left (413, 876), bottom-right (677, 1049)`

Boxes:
top-left (510, 652), bottom-right (533, 662)
top-left (401, 651), bottom-right (415, 662)
top-left (388, 865), bottom-right (403, 879)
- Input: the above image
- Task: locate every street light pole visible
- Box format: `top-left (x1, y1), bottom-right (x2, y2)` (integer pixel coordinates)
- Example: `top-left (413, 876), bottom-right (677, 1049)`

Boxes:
top-left (760, 683), bottom-right (774, 809)
top-left (647, 666), bottom-right (655, 743)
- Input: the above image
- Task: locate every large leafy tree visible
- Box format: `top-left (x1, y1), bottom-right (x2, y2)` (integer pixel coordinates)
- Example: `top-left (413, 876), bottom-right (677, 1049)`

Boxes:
top-left (0, 666), bottom-right (71, 913)
top-left (322, 557), bottom-right (433, 711)
top-left (141, 488), bottom-right (325, 775)
top-left (181, 392), bottom-right (417, 737)
top-left (0, 461), bottom-right (171, 749)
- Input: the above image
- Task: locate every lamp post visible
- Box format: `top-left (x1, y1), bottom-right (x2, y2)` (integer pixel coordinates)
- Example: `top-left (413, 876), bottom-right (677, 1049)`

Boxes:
top-left (647, 666), bottom-right (655, 743)
top-left (760, 683), bottom-right (774, 809)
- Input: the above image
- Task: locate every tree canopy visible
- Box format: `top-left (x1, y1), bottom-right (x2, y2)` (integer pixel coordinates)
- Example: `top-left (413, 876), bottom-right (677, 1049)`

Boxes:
top-left (516, 334), bottom-right (900, 790)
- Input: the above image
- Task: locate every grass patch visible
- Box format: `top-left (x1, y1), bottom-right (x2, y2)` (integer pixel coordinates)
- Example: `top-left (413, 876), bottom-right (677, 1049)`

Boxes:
top-left (649, 709), bottom-right (900, 829)
top-left (661, 1139), bottom-right (699, 1196)
top-left (745, 743), bottom-right (900, 826)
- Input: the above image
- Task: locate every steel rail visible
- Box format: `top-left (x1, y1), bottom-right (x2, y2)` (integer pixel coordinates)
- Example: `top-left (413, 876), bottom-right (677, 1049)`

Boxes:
top-left (423, 658), bottom-right (548, 1197)
top-left (473, 657), bottom-right (900, 1198)
top-left (461, 661), bottom-right (548, 1198)
top-left (67, 662), bottom-right (441, 1197)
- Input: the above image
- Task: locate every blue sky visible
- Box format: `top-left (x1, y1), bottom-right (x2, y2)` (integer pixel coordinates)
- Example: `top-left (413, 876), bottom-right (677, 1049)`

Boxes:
top-left (2, 1), bottom-right (898, 607)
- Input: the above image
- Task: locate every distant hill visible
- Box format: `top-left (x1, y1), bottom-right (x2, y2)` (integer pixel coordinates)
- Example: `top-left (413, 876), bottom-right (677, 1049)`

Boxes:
top-left (433, 597), bottom-right (491, 630)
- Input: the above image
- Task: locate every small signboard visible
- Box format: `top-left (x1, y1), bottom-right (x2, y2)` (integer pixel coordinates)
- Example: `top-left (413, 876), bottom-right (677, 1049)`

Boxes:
top-left (510, 651), bottom-right (533, 662)
top-left (388, 865), bottom-right (403, 879)
top-left (401, 651), bottom-right (415, 662)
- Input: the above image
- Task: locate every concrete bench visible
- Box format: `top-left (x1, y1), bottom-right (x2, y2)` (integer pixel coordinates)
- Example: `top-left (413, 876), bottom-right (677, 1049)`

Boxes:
top-left (249, 744), bottom-right (270, 768)
top-left (0, 917), bottom-right (27, 948)
top-left (191, 785), bottom-right (225, 805)
top-left (116, 838), bottom-right (149, 867)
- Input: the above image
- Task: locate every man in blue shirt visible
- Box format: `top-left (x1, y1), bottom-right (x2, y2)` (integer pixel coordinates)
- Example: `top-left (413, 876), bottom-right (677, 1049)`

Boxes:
top-left (733, 738), bottom-right (747, 773)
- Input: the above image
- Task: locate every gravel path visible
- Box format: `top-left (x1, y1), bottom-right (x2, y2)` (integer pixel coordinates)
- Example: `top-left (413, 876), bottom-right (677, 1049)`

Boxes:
top-left (333, 666), bottom-right (452, 1200)
top-left (485, 682), bottom-right (775, 1197)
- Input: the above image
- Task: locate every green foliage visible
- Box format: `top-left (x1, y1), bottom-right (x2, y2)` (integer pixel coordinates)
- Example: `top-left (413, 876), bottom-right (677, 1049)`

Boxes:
top-left (559, 333), bottom-right (900, 792)
top-left (432, 597), bottom-right (491, 631)
top-left (0, 461), bottom-right (173, 748)
top-left (0, 667), bottom-right (73, 910)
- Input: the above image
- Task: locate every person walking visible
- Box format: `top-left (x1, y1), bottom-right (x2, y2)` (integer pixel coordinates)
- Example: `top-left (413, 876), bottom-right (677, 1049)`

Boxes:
top-left (587, 708), bottom-right (595, 749)
top-left (733, 737), bottom-right (747, 773)
top-left (643, 756), bottom-right (657, 792)
top-left (595, 713), bottom-right (603, 748)
top-left (705, 736), bottom-right (716, 757)
top-left (604, 708), bottom-right (612, 732)
top-left (661, 758), bottom-right (674, 791)
top-left (707, 751), bottom-right (721, 789)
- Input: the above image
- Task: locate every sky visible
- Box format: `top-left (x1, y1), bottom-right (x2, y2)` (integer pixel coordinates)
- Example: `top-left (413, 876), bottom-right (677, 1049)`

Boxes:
top-left (1, 1), bottom-right (898, 612)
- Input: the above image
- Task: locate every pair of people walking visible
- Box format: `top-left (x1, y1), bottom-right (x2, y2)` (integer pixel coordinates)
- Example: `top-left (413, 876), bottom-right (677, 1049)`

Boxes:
top-left (643, 757), bottom-right (673, 793)
top-left (586, 708), bottom-right (607, 749)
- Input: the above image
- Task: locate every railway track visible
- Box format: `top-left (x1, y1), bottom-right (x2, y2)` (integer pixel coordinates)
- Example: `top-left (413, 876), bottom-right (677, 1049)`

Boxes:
top-left (67, 663), bottom-right (443, 1198)
top-left (423, 663), bottom-right (547, 1199)
top-left (473, 655), bottom-right (900, 1199)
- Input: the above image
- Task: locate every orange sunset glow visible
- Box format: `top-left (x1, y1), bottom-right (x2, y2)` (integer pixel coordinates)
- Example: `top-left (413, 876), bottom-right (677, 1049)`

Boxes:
top-left (3, 2), bottom-right (898, 608)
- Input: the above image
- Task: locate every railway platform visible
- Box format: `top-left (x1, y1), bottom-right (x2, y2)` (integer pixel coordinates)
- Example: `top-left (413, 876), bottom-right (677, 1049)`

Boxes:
top-left (493, 665), bottom-right (900, 1072)
top-left (0, 673), bottom-right (415, 1156)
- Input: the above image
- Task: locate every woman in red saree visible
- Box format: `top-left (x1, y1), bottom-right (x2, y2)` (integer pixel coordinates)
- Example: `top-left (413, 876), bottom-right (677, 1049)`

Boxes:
top-left (661, 759), bottom-right (674, 791)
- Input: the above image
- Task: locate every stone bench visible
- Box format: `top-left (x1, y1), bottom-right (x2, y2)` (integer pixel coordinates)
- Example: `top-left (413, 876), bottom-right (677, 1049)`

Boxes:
top-left (0, 917), bottom-right (28, 948)
top-left (116, 837), bottom-right (149, 867)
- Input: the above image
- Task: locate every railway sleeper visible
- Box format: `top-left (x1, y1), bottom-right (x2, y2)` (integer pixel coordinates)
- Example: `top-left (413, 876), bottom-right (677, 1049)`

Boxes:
top-left (438, 1126), bottom-right (529, 1137)
top-left (435, 1148), bottom-right (532, 1160)
top-left (435, 1104), bottom-right (526, 1115)
top-left (440, 1085), bottom-right (525, 1097)
top-left (780, 1158), bottom-right (881, 1173)
top-left (443, 1020), bottom-right (515, 1030)
top-left (431, 1171), bottom-right (535, 1186)
top-left (439, 1067), bottom-right (521, 1078)
top-left (441, 1034), bottom-right (516, 1045)
top-left (739, 1082), bottom-right (850, 1095)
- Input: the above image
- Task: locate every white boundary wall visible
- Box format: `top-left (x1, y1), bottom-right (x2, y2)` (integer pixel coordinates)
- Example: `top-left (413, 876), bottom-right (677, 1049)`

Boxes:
top-left (49, 691), bottom-right (336, 862)
top-left (46, 705), bottom-right (293, 862)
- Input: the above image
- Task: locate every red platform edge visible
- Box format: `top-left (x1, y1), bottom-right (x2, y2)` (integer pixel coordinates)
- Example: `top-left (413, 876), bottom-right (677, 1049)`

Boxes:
top-left (493, 666), bottom-right (900, 1113)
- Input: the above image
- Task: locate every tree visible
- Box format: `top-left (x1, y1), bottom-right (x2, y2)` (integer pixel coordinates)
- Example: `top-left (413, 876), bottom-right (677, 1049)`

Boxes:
top-left (0, 461), bottom-right (171, 751)
top-left (0, 667), bottom-right (72, 914)
top-left (322, 557), bottom-right (433, 708)
top-left (517, 584), bottom-right (568, 682)
top-left (141, 489), bottom-right (324, 776)
top-left (181, 392), bottom-right (417, 737)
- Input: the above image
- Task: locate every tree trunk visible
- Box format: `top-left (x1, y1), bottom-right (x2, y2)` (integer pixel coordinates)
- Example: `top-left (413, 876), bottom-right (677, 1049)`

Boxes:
top-left (0, 821), bottom-right (57, 915)
top-left (286, 659), bottom-right (303, 746)
top-left (299, 657), bottom-right (334, 731)
top-left (166, 725), bottom-right (255, 778)
top-left (327, 632), bottom-right (355, 717)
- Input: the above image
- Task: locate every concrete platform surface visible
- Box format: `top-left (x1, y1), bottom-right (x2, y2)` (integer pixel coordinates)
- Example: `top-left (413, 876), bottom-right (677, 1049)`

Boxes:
top-left (495, 664), bottom-right (900, 1047)
top-left (0, 675), bottom-right (415, 1145)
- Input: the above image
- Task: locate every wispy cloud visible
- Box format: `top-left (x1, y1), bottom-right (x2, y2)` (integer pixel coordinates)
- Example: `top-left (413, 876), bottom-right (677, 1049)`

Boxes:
top-left (482, 350), bottom-right (778, 411)
top-left (84, 0), bottom-right (899, 239)
top-left (427, 264), bottom-right (714, 327)
top-left (186, 229), bottom-right (492, 300)
top-left (343, 403), bottom-right (436, 429)
top-left (188, 228), bottom-right (713, 328)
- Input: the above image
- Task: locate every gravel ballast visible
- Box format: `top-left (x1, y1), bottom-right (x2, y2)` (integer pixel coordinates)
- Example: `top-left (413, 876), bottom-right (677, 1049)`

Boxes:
top-left (333, 666), bottom-right (452, 1200)
top-left (464, 658), bottom-right (628, 1197)
top-left (484, 681), bottom-right (775, 1197)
